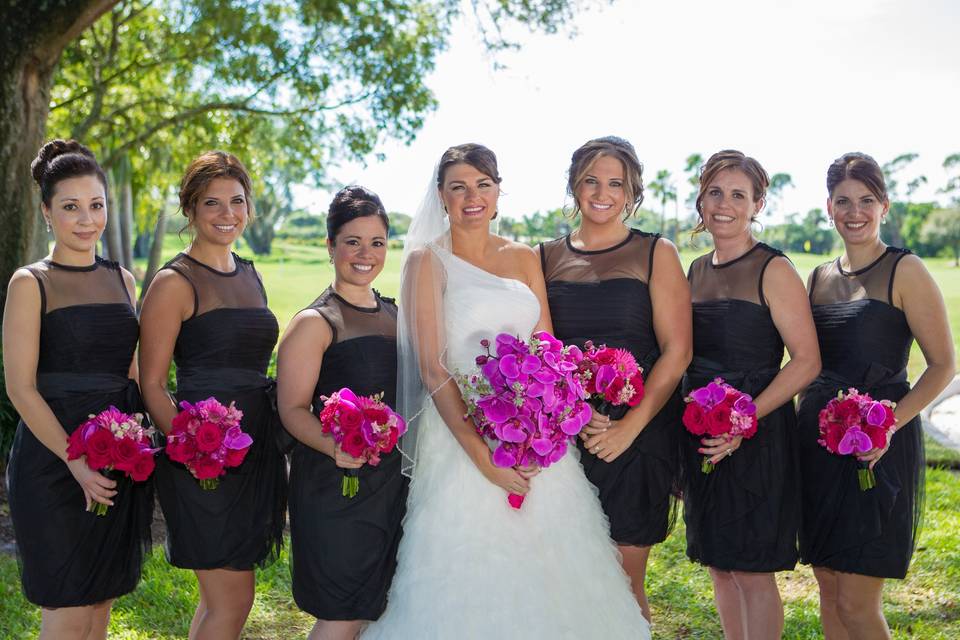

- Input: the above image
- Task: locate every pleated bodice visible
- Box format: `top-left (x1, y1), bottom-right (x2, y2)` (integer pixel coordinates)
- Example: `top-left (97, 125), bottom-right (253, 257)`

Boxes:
top-left (163, 252), bottom-right (278, 386)
top-left (29, 257), bottom-right (137, 376)
top-left (688, 243), bottom-right (785, 380)
top-left (310, 287), bottom-right (399, 408)
top-left (809, 247), bottom-right (913, 385)
top-left (541, 230), bottom-right (659, 364)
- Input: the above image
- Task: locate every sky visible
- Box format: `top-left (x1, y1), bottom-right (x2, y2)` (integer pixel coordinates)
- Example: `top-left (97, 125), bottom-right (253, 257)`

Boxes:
top-left (294, 0), bottom-right (960, 224)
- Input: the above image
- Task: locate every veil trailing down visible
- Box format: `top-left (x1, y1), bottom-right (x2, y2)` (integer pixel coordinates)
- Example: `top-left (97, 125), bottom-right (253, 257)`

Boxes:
top-left (363, 159), bottom-right (650, 639)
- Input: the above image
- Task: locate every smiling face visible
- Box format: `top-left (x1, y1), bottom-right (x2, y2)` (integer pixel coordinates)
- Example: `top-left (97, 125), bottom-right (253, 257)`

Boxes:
top-left (827, 178), bottom-right (889, 246)
top-left (188, 177), bottom-right (249, 247)
top-left (328, 215), bottom-right (388, 288)
top-left (438, 162), bottom-right (499, 229)
top-left (575, 154), bottom-right (627, 225)
top-left (43, 174), bottom-right (107, 255)
top-left (700, 168), bottom-right (763, 242)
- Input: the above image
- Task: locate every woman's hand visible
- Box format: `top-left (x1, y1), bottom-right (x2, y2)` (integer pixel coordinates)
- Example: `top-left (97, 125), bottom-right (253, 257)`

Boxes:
top-left (515, 462), bottom-right (541, 480)
top-left (582, 419), bottom-right (642, 463)
top-left (580, 406), bottom-right (611, 436)
top-left (66, 458), bottom-right (117, 509)
top-left (700, 434), bottom-right (742, 465)
top-left (482, 458), bottom-right (531, 495)
top-left (859, 425), bottom-right (896, 470)
top-left (332, 443), bottom-right (365, 469)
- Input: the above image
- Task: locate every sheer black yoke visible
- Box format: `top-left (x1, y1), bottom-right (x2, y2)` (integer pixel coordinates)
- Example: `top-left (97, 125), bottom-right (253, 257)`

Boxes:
top-left (24, 257), bottom-right (136, 376)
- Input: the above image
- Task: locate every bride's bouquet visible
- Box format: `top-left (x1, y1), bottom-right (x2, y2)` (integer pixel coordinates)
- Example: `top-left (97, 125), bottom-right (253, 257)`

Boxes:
top-left (459, 332), bottom-right (592, 509)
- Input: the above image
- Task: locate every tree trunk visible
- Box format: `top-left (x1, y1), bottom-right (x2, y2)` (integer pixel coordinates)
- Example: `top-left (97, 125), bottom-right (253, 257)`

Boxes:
top-left (104, 183), bottom-right (123, 261)
top-left (140, 204), bottom-right (167, 305)
top-left (120, 174), bottom-right (134, 268)
top-left (0, 0), bottom-right (119, 311)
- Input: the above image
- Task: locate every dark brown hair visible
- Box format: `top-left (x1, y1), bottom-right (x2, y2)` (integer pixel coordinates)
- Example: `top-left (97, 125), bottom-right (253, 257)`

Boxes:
top-left (567, 136), bottom-right (644, 218)
top-left (436, 143), bottom-right (502, 220)
top-left (693, 149), bottom-right (770, 234)
top-left (826, 152), bottom-right (888, 202)
top-left (179, 151), bottom-right (255, 226)
top-left (327, 185), bottom-right (390, 243)
top-left (31, 139), bottom-right (108, 206)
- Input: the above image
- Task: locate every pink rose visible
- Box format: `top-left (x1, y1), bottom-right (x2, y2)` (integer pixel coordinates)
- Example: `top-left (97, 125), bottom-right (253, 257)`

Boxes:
top-left (129, 452), bottom-right (156, 482)
top-left (339, 405), bottom-right (363, 431)
top-left (683, 403), bottom-right (708, 436)
top-left (111, 437), bottom-right (141, 472)
top-left (195, 422), bottom-right (223, 453)
top-left (821, 420), bottom-right (844, 453)
top-left (85, 429), bottom-right (115, 469)
top-left (224, 447), bottom-right (249, 468)
top-left (66, 428), bottom-right (86, 460)
top-left (192, 456), bottom-right (224, 480)
top-left (166, 435), bottom-right (197, 464)
top-left (706, 404), bottom-right (732, 437)
top-left (341, 430), bottom-right (368, 458)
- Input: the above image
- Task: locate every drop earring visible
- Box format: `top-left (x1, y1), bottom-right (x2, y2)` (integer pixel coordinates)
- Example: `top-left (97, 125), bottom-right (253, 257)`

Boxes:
top-left (44, 218), bottom-right (51, 232)
top-left (828, 217), bottom-right (835, 228)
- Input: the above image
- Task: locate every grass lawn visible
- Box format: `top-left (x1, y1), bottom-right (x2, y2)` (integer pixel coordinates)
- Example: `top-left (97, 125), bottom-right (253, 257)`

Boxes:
top-left (2, 466), bottom-right (959, 638)
top-left (2, 236), bottom-right (956, 638)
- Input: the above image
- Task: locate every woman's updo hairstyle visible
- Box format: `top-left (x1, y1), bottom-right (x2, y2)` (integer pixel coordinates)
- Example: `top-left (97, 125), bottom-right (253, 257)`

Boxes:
top-left (567, 136), bottom-right (644, 218)
top-left (327, 185), bottom-right (390, 243)
top-left (178, 151), bottom-right (255, 226)
top-left (693, 149), bottom-right (770, 234)
top-left (30, 139), bottom-right (108, 206)
top-left (436, 143), bottom-right (502, 220)
top-left (826, 152), bottom-right (888, 202)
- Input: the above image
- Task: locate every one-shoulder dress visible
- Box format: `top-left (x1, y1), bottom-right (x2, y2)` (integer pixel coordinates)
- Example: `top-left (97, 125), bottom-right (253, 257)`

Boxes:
top-left (7, 257), bottom-right (153, 607)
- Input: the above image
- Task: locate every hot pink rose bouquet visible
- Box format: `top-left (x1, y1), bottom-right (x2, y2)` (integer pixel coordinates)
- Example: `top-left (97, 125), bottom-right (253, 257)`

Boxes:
top-left (682, 378), bottom-right (758, 474)
top-left (165, 397), bottom-right (252, 490)
top-left (66, 406), bottom-right (158, 515)
top-left (818, 388), bottom-right (896, 491)
top-left (317, 388), bottom-right (406, 498)
top-left (459, 331), bottom-right (593, 509)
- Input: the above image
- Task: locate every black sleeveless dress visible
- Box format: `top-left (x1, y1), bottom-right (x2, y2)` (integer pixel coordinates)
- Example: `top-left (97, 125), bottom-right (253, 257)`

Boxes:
top-left (152, 252), bottom-right (287, 570)
top-left (798, 247), bottom-right (924, 579)
top-left (681, 243), bottom-right (800, 572)
top-left (289, 287), bottom-right (408, 621)
top-left (540, 230), bottom-right (681, 546)
top-left (6, 257), bottom-right (153, 607)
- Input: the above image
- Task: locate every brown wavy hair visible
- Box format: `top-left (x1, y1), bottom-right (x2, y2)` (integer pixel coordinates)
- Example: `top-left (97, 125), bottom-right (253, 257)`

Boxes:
top-left (826, 152), bottom-right (888, 202)
top-left (179, 151), bottom-right (255, 230)
top-left (436, 143), bottom-right (502, 220)
top-left (693, 149), bottom-right (769, 234)
top-left (567, 136), bottom-right (644, 218)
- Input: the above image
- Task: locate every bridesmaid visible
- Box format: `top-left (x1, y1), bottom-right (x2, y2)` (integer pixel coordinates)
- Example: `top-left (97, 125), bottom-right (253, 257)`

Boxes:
top-left (799, 153), bottom-right (955, 639)
top-left (3, 140), bottom-right (152, 639)
top-left (277, 186), bottom-right (408, 640)
top-left (538, 136), bottom-right (691, 620)
top-left (682, 150), bottom-right (820, 639)
top-left (139, 151), bottom-right (287, 639)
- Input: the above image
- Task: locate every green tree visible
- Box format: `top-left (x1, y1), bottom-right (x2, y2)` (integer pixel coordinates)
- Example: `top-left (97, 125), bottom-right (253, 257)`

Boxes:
top-left (0, 0), bottom-right (585, 311)
top-left (766, 172), bottom-right (794, 217)
top-left (941, 153), bottom-right (960, 205)
top-left (648, 169), bottom-right (677, 239)
top-left (922, 208), bottom-right (960, 266)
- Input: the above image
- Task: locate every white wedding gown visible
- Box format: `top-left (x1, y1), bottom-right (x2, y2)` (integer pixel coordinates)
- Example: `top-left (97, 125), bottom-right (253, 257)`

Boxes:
top-left (364, 245), bottom-right (650, 640)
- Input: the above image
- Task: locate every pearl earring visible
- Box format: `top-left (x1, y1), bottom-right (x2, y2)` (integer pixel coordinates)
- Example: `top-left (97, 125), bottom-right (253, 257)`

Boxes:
top-left (44, 219), bottom-right (51, 232)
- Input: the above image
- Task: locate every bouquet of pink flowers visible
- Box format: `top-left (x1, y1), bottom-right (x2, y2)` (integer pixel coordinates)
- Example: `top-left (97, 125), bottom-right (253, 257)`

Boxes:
top-left (459, 332), bottom-right (593, 509)
top-left (165, 397), bottom-right (252, 490)
top-left (579, 341), bottom-right (645, 411)
top-left (818, 388), bottom-right (896, 491)
top-left (682, 378), bottom-right (758, 474)
top-left (66, 406), bottom-right (158, 515)
top-left (317, 388), bottom-right (406, 498)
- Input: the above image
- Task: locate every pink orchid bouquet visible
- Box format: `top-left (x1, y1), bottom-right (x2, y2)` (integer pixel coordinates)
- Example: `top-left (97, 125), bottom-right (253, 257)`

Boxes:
top-left (817, 388), bottom-right (896, 491)
top-left (682, 378), bottom-right (758, 474)
top-left (66, 406), bottom-right (158, 515)
top-left (579, 341), bottom-right (645, 412)
top-left (165, 397), bottom-right (252, 490)
top-left (459, 332), bottom-right (593, 509)
top-left (317, 388), bottom-right (406, 498)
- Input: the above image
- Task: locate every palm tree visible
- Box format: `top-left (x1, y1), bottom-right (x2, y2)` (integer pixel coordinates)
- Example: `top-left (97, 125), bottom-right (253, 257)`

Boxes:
top-left (648, 169), bottom-right (677, 239)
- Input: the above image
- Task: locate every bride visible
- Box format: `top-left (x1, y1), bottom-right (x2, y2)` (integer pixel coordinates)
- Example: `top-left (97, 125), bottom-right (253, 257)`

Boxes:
top-left (363, 144), bottom-right (650, 639)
